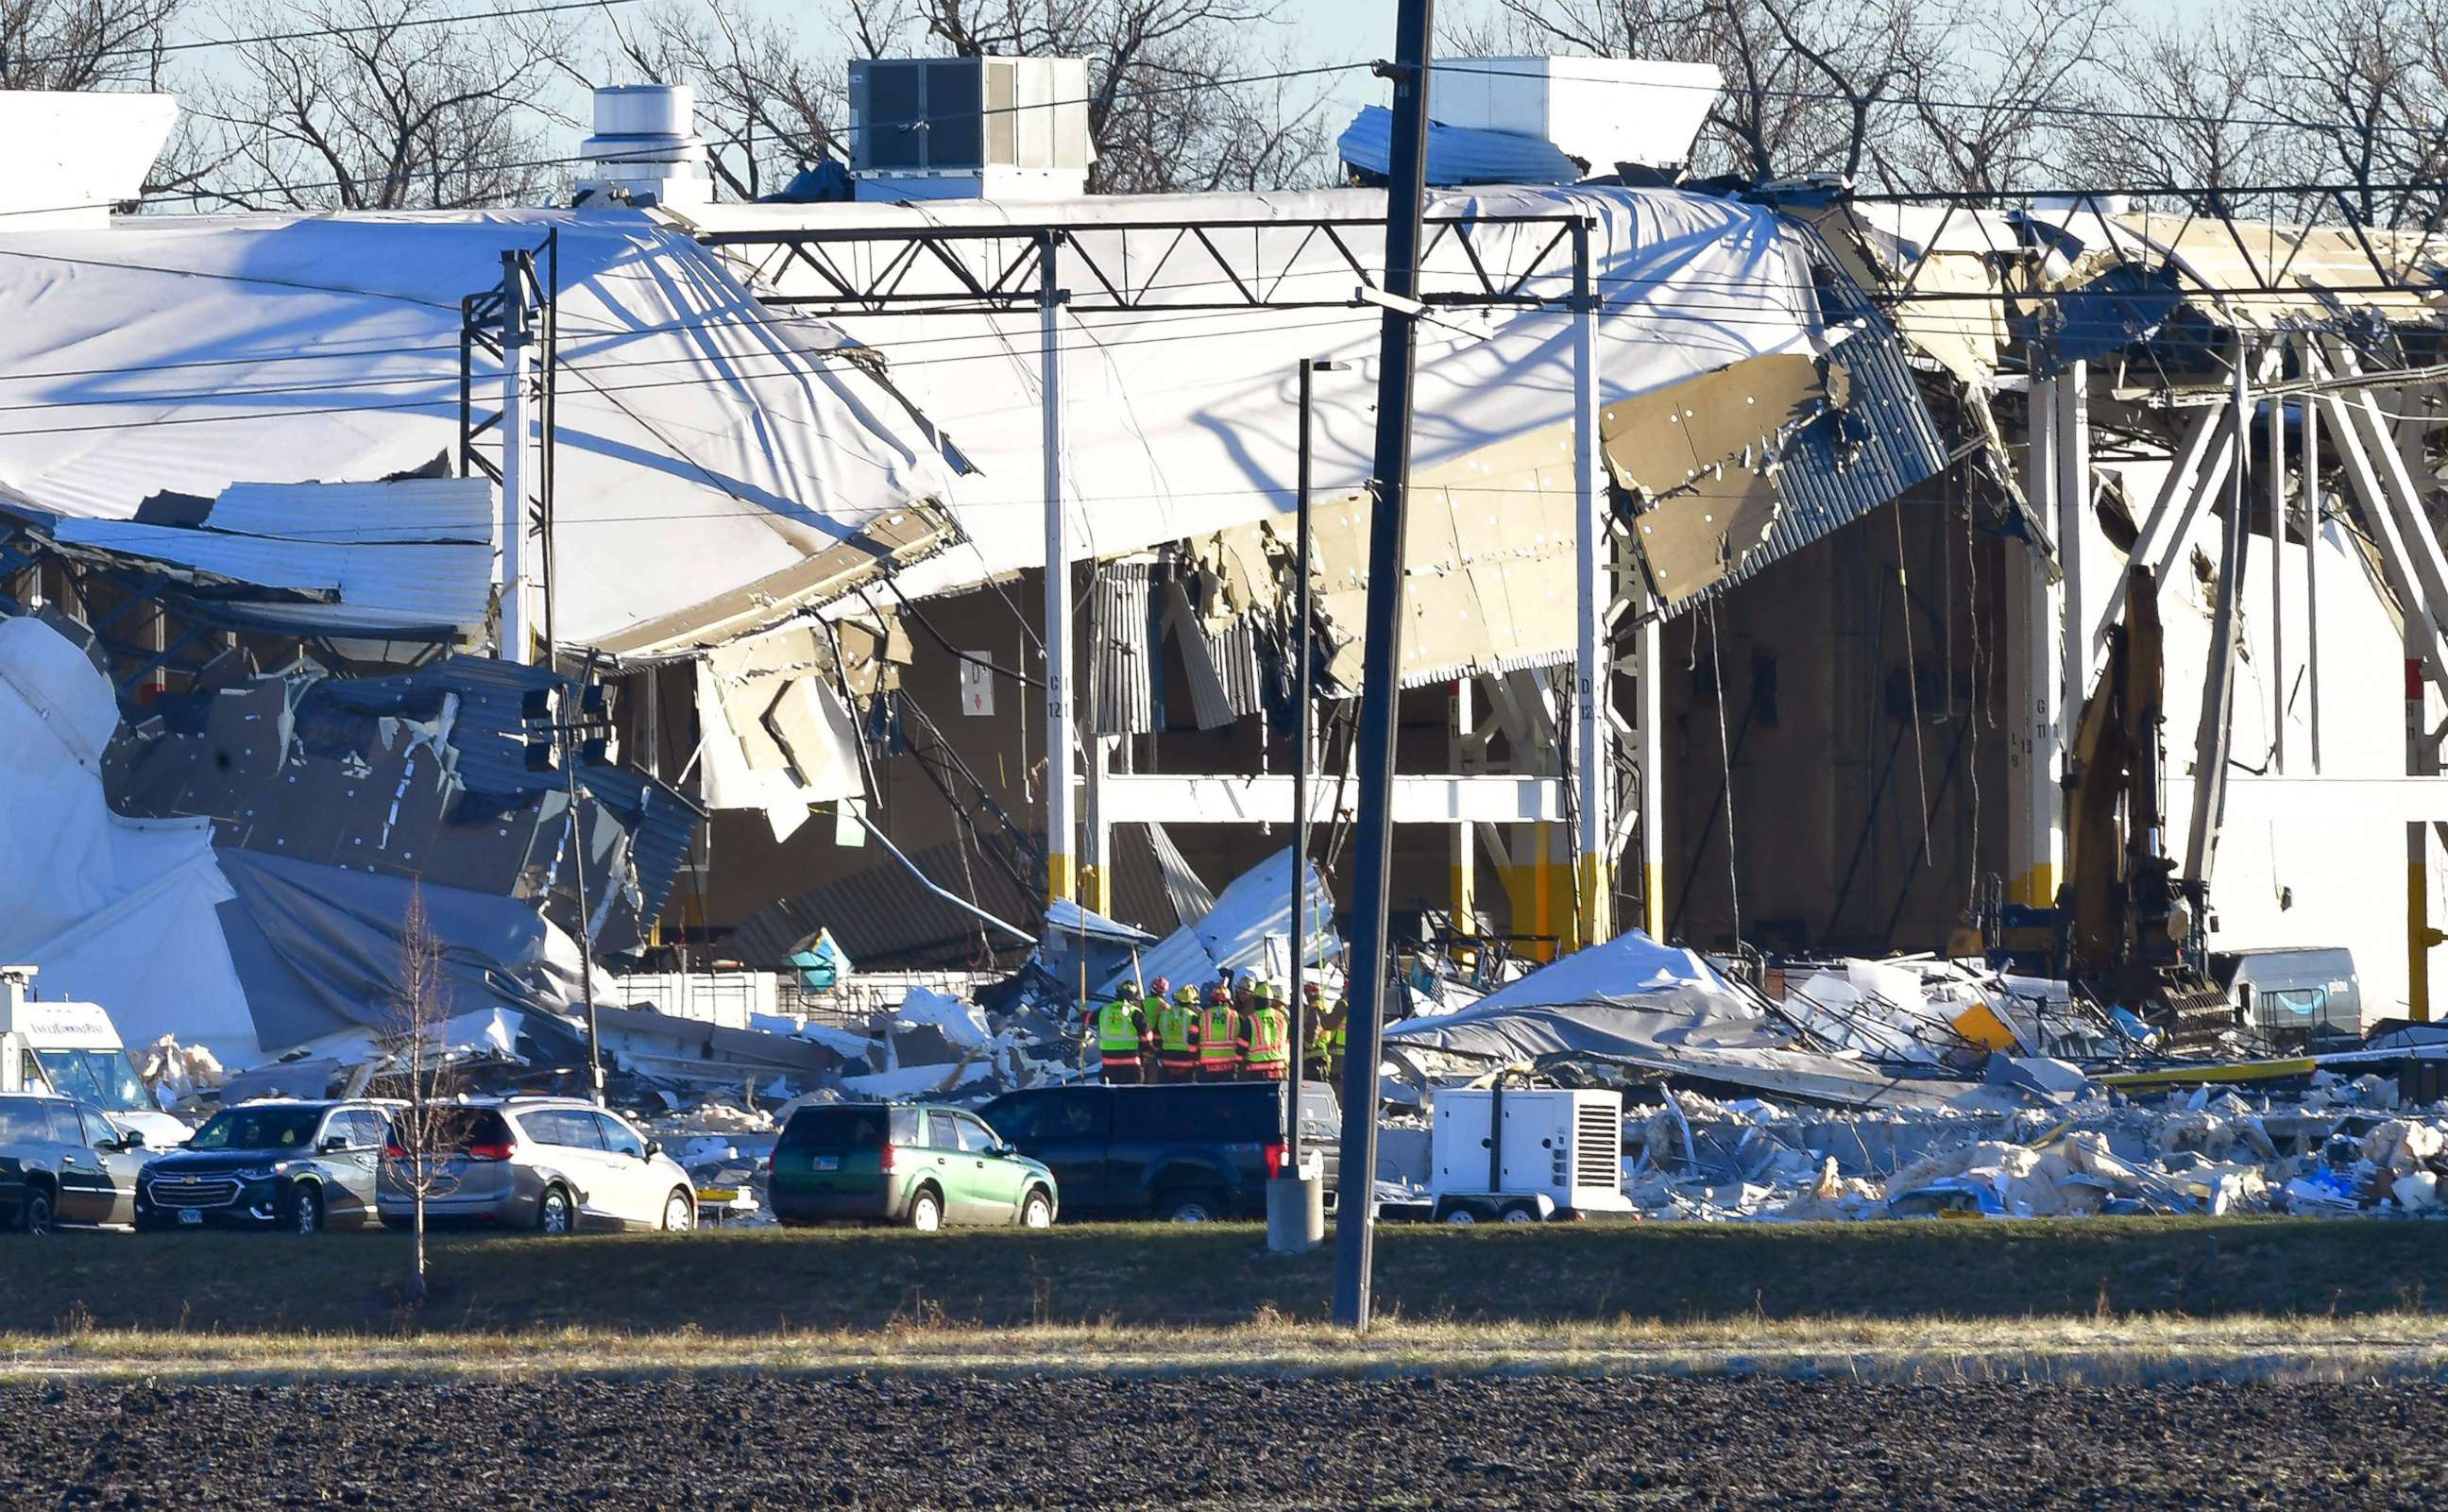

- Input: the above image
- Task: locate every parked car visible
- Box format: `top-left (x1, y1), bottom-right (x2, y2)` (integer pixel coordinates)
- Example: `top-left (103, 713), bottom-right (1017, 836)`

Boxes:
top-left (136, 1099), bottom-right (391, 1233)
top-left (768, 1102), bottom-right (1057, 1232)
top-left (0, 1091), bottom-right (147, 1232)
top-left (376, 1096), bottom-right (696, 1234)
top-left (975, 1081), bottom-right (1339, 1222)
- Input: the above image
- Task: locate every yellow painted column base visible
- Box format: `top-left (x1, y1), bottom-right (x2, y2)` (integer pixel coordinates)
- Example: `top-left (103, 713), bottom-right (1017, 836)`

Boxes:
top-left (1047, 852), bottom-right (1078, 908)
top-left (1638, 861), bottom-right (1663, 940)
top-left (2008, 863), bottom-right (2059, 909)
top-left (2411, 856), bottom-right (2434, 1025)
top-left (1574, 854), bottom-right (1614, 951)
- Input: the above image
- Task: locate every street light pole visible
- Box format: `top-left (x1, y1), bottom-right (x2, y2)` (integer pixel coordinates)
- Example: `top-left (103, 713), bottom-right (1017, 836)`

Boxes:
top-left (1287, 356), bottom-right (1345, 1178)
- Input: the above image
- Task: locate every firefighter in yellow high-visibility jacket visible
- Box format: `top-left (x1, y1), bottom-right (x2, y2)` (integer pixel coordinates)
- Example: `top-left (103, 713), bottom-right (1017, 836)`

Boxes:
top-left (1197, 985), bottom-right (1244, 1082)
top-left (1153, 984), bottom-right (1203, 1084)
top-left (1090, 983), bottom-right (1151, 1083)
top-left (1243, 983), bottom-right (1290, 1082)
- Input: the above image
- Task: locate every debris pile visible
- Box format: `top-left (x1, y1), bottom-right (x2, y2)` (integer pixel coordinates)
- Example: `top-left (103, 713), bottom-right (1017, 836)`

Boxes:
top-left (138, 1035), bottom-right (225, 1113)
top-left (1612, 1069), bottom-right (2446, 1222)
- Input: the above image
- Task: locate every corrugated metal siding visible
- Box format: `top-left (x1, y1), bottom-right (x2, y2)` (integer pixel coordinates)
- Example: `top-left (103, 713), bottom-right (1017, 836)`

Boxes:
top-left (50, 518), bottom-right (491, 637)
top-left (313, 654), bottom-right (703, 926)
top-left (1210, 617), bottom-right (1266, 722)
top-left (1665, 246), bottom-right (1948, 614)
top-left (207, 478), bottom-right (494, 544)
top-left (1090, 560), bottom-right (1158, 736)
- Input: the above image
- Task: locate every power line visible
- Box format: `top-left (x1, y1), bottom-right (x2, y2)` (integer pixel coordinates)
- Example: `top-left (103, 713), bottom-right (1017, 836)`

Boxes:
top-left (17, 0), bottom-right (638, 70)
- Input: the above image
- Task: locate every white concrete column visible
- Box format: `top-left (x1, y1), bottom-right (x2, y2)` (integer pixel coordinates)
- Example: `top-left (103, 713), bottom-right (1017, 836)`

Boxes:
top-left (1040, 237), bottom-right (1076, 906)
top-left (1636, 612), bottom-right (1664, 937)
top-left (1452, 678), bottom-right (1476, 928)
top-left (2270, 382), bottom-right (2286, 773)
top-left (2052, 358), bottom-right (2093, 739)
top-left (2009, 360), bottom-right (2065, 908)
top-left (1570, 218), bottom-right (1612, 947)
top-left (2302, 347), bottom-right (2323, 773)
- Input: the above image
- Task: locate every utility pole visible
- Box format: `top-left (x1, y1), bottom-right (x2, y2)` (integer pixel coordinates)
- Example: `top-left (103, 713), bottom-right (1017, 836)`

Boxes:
top-left (1332, 0), bottom-right (1435, 1334)
top-left (528, 229), bottom-right (595, 1102)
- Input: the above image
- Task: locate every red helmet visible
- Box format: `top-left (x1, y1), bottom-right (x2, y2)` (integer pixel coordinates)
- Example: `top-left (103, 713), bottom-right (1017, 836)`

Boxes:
top-left (1150, 976), bottom-right (1170, 996)
top-left (1303, 982), bottom-right (1323, 998)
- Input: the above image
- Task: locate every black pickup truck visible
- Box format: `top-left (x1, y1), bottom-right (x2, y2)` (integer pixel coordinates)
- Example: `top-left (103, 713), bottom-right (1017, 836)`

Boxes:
top-left (977, 1081), bottom-right (1340, 1222)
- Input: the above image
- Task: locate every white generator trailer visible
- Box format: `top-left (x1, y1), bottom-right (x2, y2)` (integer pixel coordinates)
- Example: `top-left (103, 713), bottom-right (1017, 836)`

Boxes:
top-left (1406, 1082), bottom-right (1634, 1223)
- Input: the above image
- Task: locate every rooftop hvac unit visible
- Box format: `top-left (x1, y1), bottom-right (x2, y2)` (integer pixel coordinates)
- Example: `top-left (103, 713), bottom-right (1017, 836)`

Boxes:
top-left (1426, 57), bottom-right (1721, 172)
top-left (1429, 1085), bottom-right (1633, 1217)
top-left (849, 56), bottom-right (1094, 201)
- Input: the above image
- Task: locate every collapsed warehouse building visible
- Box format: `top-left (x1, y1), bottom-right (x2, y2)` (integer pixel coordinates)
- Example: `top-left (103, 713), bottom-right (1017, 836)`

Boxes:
top-left (3, 66), bottom-right (2448, 1079)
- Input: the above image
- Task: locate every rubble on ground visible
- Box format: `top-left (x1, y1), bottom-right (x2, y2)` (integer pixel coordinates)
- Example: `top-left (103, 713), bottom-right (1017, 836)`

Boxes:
top-left (1606, 1070), bottom-right (2448, 1221)
top-left (115, 870), bottom-right (2448, 1230)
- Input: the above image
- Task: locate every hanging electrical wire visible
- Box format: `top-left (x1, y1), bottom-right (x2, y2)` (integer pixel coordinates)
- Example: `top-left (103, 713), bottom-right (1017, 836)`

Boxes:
top-left (1704, 597), bottom-right (1742, 947)
top-left (1894, 502), bottom-right (1934, 870)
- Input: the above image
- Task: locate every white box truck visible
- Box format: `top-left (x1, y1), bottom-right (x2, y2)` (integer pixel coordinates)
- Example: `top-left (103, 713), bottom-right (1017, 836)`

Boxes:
top-left (1414, 1083), bottom-right (1634, 1223)
top-left (1, 965), bottom-right (190, 1147)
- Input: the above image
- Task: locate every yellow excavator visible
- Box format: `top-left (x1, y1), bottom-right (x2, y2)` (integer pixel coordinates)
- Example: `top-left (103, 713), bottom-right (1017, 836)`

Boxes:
top-left (1999, 565), bottom-right (2235, 1050)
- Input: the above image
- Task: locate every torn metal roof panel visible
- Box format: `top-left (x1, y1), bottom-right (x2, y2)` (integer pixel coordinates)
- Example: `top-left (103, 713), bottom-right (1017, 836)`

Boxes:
top-left (688, 185), bottom-right (1827, 608)
top-left (2023, 206), bottom-right (2448, 339)
top-left (0, 208), bottom-right (956, 652)
top-left (1613, 304), bottom-right (1948, 615)
top-left (1740, 315), bottom-right (1949, 592)
top-left (204, 477), bottom-right (494, 545)
top-left (52, 514), bottom-right (493, 637)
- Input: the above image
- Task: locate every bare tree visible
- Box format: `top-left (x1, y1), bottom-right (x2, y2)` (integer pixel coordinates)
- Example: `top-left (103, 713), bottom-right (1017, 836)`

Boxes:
top-left (382, 887), bottom-right (464, 1306)
top-left (864, 0), bottom-right (1334, 193)
top-left (2254, 0), bottom-right (2448, 228)
top-left (2074, 10), bottom-right (2286, 202)
top-left (1894, 0), bottom-right (2124, 199)
top-left (181, 0), bottom-right (572, 211)
top-left (0, 0), bottom-right (183, 89)
top-left (581, 0), bottom-right (1332, 196)
top-left (1481, 0), bottom-right (1946, 185)
top-left (593, 0), bottom-right (861, 198)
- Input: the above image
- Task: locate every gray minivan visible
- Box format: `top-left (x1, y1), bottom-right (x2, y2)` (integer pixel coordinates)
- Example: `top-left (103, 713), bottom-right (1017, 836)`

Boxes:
top-left (378, 1097), bottom-right (697, 1234)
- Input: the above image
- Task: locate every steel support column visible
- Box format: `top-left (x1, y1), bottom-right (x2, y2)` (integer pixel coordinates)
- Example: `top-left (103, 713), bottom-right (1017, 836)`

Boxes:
top-left (2183, 346), bottom-right (2253, 892)
top-left (1636, 610), bottom-right (1664, 937)
top-left (1570, 217), bottom-right (1611, 947)
top-left (497, 250), bottom-right (533, 664)
top-left (1451, 678), bottom-right (1475, 925)
top-left (2269, 381), bottom-right (2286, 772)
top-left (2009, 354), bottom-right (2064, 907)
top-left (2053, 359), bottom-right (2094, 747)
top-left (2303, 347), bottom-right (2323, 772)
top-left (1040, 234), bottom-right (1077, 906)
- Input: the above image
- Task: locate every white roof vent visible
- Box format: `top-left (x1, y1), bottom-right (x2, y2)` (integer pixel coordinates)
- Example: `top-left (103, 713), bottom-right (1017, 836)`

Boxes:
top-left (578, 83), bottom-right (710, 207)
top-left (1426, 58), bottom-right (1722, 172)
top-left (848, 57), bottom-right (1095, 202)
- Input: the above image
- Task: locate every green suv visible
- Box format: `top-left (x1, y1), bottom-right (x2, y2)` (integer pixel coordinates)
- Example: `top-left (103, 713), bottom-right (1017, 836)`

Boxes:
top-left (769, 1103), bottom-right (1057, 1232)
